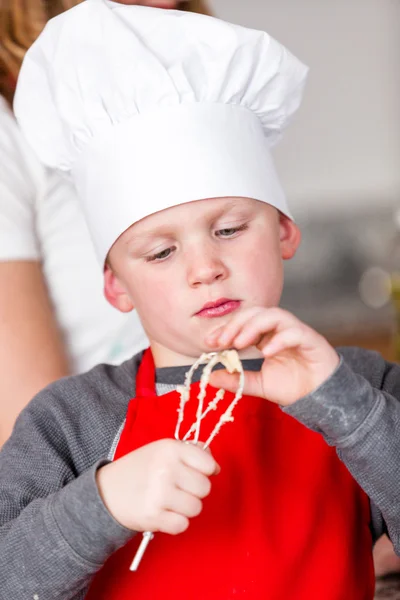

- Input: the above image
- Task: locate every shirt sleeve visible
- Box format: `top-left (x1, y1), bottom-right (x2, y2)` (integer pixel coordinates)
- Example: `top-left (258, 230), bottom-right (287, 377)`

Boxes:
top-left (0, 384), bottom-right (134, 599)
top-left (0, 98), bottom-right (42, 261)
top-left (283, 347), bottom-right (400, 554)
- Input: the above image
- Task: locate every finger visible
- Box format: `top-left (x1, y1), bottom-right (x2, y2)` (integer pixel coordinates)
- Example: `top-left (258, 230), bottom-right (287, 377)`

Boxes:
top-left (206, 307), bottom-right (265, 348)
top-left (209, 369), bottom-right (265, 399)
top-left (260, 327), bottom-right (305, 357)
top-left (175, 465), bottom-right (212, 499)
top-left (255, 332), bottom-right (275, 353)
top-left (165, 489), bottom-right (203, 519)
top-left (208, 370), bottom-right (241, 393)
top-left (199, 447), bottom-right (221, 474)
top-left (180, 443), bottom-right (220, 476)
top-left (232, 309), bottom-right (299, 350)
top-left (157, 511), bottom-right (189, 536)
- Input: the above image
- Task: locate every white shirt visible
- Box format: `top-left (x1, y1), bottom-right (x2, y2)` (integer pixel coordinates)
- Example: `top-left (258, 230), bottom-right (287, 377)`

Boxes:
top-left (0, 96), bottom-right (148, 373)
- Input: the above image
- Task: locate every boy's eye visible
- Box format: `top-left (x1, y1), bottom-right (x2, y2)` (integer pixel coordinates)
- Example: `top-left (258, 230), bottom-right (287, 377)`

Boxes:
top-left (146, 247), bottom-right (175, 262)
top-left (215, 224), bottom-right (248, 237)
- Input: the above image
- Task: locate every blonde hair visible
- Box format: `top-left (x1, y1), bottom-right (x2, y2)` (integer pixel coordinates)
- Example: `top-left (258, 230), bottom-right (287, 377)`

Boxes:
top-left (0, 0), bottom-right (211, 104)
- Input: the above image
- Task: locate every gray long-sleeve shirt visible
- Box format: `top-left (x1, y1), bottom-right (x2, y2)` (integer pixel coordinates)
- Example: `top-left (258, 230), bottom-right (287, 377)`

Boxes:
top-left (1, 347), bottom-right (400, 599)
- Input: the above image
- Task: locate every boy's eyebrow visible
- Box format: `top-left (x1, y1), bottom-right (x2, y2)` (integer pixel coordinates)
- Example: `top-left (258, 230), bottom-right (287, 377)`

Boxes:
top-left (208, 200), bottom-right (257, 223)
top-left (124, 199), bottom-right (255, 248)
top-left (123, 227), bottom-right (174, 249)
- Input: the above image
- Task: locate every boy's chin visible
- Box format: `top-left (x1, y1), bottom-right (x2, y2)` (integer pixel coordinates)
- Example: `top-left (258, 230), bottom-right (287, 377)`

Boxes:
top-left (200, 344), bottom-right (263, 361)
top-left (150, 338), bottom-right (263, 368)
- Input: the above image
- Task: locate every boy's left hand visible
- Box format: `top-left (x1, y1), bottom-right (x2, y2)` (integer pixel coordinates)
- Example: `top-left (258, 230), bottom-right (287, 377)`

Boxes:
top-left (205, 307), bottom-right (339, 407)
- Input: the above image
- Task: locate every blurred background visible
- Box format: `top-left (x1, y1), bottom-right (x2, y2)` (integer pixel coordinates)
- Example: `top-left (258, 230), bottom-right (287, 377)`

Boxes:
top-left (210, 0), bottom-right (400, 359)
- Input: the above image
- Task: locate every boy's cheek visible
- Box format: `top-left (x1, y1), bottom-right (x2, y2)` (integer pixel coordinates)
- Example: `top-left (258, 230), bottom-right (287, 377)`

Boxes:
top-left (133, 287), bottom-right (177, 328)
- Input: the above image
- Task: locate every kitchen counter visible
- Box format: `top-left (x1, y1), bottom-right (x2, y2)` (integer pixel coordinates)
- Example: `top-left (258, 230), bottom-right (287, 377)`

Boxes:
top-left (324, 329), bottom-right (395, 362)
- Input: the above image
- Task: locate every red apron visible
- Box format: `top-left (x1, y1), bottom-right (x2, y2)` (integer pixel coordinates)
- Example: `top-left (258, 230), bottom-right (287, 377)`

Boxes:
top-left (86, 348), bottom-right (374, 599)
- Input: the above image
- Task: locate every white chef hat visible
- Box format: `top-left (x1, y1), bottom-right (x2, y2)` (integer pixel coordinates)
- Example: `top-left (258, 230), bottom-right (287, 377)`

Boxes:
top-left (14, 0), bottom-right (308, 265)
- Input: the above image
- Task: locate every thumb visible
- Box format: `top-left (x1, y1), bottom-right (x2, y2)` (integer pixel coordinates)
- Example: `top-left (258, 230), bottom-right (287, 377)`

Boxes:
top-left (208, 369), bottom-right (239, 393)
top-left (208, 369), bottom-right (264, 399)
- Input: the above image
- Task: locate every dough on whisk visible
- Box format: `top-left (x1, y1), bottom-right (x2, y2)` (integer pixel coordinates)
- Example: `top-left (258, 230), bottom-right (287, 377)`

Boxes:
top-left (218, 349), bottom-right (242, 374)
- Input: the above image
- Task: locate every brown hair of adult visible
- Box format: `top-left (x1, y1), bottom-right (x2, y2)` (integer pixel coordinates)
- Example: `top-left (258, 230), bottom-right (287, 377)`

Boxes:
top-left (0, 0), bottom-right (211, 105)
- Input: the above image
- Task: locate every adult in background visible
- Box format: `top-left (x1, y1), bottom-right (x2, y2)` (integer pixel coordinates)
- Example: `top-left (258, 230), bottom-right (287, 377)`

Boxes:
top-left (0, 0), bottom-right (211, 445)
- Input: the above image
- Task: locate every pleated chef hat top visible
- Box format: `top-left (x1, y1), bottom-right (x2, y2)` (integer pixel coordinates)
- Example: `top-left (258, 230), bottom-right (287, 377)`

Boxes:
top-left (14, 0), bottom-right (308, 265)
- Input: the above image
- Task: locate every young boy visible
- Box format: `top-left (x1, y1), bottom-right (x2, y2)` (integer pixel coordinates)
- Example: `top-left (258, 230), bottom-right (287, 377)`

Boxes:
top-left (2, 1), bottom-right (400, 598)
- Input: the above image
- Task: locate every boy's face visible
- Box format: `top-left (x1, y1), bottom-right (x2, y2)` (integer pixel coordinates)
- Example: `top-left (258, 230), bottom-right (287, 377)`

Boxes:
top-left (105, 197), bottom-right (301, 366)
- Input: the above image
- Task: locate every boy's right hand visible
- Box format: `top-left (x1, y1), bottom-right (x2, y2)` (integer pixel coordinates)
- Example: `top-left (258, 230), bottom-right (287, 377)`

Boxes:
top-left (96, 439), bottom-right (220, 535)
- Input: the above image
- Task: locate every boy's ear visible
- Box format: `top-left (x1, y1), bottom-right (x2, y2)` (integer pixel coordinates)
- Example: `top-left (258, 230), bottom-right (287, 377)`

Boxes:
top-left (103, 263), bottom-right (135, 313)
top-left (279, 214), bottom-right (301, 260)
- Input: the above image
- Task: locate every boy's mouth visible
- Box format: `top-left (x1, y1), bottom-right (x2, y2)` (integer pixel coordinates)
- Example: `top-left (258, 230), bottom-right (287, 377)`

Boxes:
top-left (195, 298), bottom-right (241, 319)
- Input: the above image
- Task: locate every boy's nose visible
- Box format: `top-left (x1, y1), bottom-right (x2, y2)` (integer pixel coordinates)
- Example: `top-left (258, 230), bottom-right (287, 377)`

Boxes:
top-left (187, 254), bottom-right (228, 287)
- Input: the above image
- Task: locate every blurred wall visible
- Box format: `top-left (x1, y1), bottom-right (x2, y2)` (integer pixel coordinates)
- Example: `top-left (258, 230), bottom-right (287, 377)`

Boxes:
top-left (209, 0), bottom-right (400, 219)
